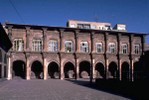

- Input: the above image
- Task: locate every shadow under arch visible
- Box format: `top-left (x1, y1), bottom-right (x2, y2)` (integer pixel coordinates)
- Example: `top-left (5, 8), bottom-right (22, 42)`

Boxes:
top-left (64, 62), bottom-right (75, 79)
top-left (95, 62), bottom-right (105, 79)
top-left (31, 60), bottom-right (43, 79)
top-left (12, 60), bottom-right (26, 79)
top-left (79, 61), bottom-right (90, 79)
top-left (133, 61), bottom-right (142, 81)
top-left (48, 61), bottom-right (59, 79)
top-left (121, 62), bottom-right (129, 81)
top-left (108, 61), bottom-right (118, 79)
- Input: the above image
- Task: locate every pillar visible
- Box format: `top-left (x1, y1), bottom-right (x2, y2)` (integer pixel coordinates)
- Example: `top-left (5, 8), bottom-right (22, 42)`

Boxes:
top-left (131, 59), bottom-right (134, 81)
top-left (7, 55), bottom-right (12, 80)
top-left (60, 61), bottom-right (64, 80)
top-left (119, 59), bottom-right (122, 81)
top-left (76, 59), bottom-right (79, 79)
top-left (43, 58), bottom-right (47, 80)
top-left (105, 59), bottom-right (109, 79)
top-left (26, 53), bottom-right (30, 80)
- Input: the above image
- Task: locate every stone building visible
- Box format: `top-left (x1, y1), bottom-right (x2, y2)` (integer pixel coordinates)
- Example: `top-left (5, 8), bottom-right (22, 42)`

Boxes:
top-left (4, 20), bottom-right (146, 81)
top-left (0, 23), bottom-right (12, 79)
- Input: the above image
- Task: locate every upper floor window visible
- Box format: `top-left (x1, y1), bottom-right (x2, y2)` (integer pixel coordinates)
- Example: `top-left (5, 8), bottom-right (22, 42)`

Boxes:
top-left (65, 41), bottom-right (73, 53)
top-left (13, 39), bottom-right (24, 51)
top-left (134, 44), bottom-right (140, 54)
top-left (108, 42), bottom-right (116, 53)
top-left (80, 41), bottom-right (88, 53)
top-left (48, 40), bottom-right (58, 52)
top-left (77, 24), bottom-right (90, 29)
top-left (96, 43), bottom-right (103, 53)
top-left (121, 43), bottom-right (128, 54)
top-left (32, 39), bottom-right (42, 51)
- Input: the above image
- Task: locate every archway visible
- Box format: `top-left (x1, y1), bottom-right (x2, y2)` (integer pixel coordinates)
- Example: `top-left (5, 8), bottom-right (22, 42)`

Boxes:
top-left (134, 61), bottom-right (142, 81)
top-left (31, 61), bottom-right (43, 79)
top-left (108, 62), bottom-right (118, 79)
top-left (48, 62), bottom-right (59, 79)
top-left (95, 62), bottom-right (104, 79)
top-left (121, 62), bottom-right (129, 81)
top-left (64, 62), bottom-right (75, 79)
top-left (79, 61), bottom-right (90, 78)
top-left (13, 60), bottom-right (26, 79)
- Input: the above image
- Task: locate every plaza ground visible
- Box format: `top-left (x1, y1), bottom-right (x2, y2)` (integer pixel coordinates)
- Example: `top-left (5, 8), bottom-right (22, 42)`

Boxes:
top-left (0, 78), bottom-right (133, 100)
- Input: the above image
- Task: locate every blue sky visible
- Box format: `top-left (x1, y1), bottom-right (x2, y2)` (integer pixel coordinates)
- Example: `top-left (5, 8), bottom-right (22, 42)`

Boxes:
top-left (0, 0), bottom-right (149, 43)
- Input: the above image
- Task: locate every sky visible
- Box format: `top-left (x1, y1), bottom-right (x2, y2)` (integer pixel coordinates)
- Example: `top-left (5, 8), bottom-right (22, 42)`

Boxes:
top-left (0, 0), bottom-right (149, 43)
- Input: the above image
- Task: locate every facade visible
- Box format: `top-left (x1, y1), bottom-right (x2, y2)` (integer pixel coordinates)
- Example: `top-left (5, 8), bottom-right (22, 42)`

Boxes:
top-left (4, 21), bottom-right (146, 81)
top-left (0, 23), bottom-right (12, 79)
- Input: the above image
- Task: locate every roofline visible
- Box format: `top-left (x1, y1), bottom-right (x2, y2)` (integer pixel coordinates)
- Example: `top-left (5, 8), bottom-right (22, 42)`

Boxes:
top-left (4, 22), bottom-right (148, 35)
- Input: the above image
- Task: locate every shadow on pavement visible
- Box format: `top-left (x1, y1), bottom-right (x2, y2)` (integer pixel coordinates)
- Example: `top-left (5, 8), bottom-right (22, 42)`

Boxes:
top-left (66, 79), bottom-right (149, 100)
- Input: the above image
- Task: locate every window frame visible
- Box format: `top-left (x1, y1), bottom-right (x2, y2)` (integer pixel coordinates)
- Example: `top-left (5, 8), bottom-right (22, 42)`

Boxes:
top-left (13, 38), bottom-right (24, 51)
top-left (134, 44), bottom-right (140, 54)
top-left (80, 41), bottom-right (89, 53)
top-left (48, 40), bottom-right (58, 52)
top-left (121, 43), bottom-right (128, 54)
top-left (65, 40), bottom-right (73, 53)
top-left (32, 39), bottom-right (42, 52)
top-left (108, 42), bottom-right (116, 54)
top-left (96, 42), bottom-right (103, 53)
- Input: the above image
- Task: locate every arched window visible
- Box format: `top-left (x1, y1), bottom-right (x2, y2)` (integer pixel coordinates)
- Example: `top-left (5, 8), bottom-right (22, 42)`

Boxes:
top-left (80, 41), bottom-right (88, 53)
top-left (65, 41), bottom-right (73, 53)
top-left (121, 43), bottom-right (128, 54)
top-left (108, 42), bottom-right (116, 53)
top-left (96, 43), bottom-right (103, 53)
top-left (134, 44), bottom-right (140, 54)
top-left (48, 40), bottom-right (58, 52)
top-left (13, 39), bottom-right (24, 51)
top-left (32, 39), bottom-right (42, 51)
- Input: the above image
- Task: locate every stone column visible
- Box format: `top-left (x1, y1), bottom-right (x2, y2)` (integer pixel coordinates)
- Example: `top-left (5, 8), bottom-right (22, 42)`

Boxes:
top-left (26, 53), bottom-right (30, 80)
top-left (104, 32), bottom-right (109, 79)
top-left (119, 59), bottom-right (122, 81)
top-left (60, 60), bottom-right (64, 80)
top-left (76, 59), bottom-right (79, 79)
top-left (7, 54), bottom-right (12, 80)
top-left (117, 34), bottom-right (121, 81)
top-left (131, 59), bottom-right (134, 81)
top-left (129, 34), bottom-right (134, 82)
top-left (105, 59), bottom-right (109, 79)
top-left (43, 57), bottom-right (47, 80)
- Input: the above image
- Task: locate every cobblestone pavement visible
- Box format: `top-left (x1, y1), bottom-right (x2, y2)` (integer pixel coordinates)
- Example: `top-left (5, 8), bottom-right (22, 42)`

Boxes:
top-left (0, 79), bottom-right (131, 100)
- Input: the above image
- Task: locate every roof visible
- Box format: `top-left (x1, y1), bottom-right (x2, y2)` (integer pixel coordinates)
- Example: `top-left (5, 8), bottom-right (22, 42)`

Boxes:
top-left (4, 22), bottom-right (148, 35)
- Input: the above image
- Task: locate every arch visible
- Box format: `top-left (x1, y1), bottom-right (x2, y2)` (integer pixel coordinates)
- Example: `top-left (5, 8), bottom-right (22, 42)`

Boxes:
top-left (12, 60), bottom-right (26, 79)
top-left (95, 62), bottom-right (105, 79)
top-left (31, 60), bottom-right (43, 79)
top-left (121, 62), bottom-right (129, 81)
top-left (48, 62), bottom-right (59, 79)
top-left (134, 61), bottom-right (142, 81)
top-left (79, 61), bottom-right (90, 78)
top-left (108, 61), bottom-right (118, 79)
top-left (64, 62), bottom-right (75, 79)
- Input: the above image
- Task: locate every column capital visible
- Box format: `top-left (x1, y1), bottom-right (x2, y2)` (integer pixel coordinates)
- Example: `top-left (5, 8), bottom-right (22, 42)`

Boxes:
top-left (25, 26), bottom-right (30, 30)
